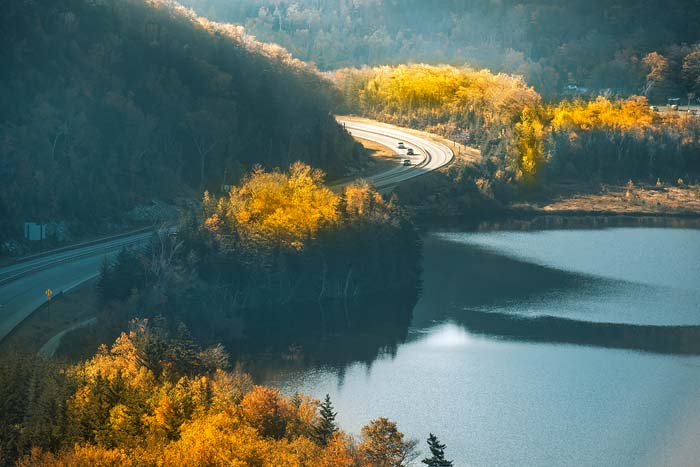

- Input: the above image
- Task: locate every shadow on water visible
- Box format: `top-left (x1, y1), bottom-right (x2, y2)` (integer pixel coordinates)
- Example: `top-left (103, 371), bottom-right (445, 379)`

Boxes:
top-left (414, 234), bottom-right (700, 355)
top-left (412, 235), bottom-right (594, 325)
top-left (233, 294), bottom-right (418, 380)
top-left (435, 214), bottom-right (700, 233)
top-left (244, 224), bottom-right (700, 374)
top-left (454, 309), bottom-right (700, 355)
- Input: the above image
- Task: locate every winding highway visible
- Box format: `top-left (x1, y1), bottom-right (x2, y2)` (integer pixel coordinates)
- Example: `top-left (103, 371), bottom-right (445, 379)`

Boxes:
top-left (336, 118), bottom-right (453, 190)
top-left (0, 119), bottom-right (454, 344)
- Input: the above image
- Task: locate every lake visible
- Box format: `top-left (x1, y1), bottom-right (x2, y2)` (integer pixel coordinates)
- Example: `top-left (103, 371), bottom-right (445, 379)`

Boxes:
top-left (258, 225), bottom-right (700, 467)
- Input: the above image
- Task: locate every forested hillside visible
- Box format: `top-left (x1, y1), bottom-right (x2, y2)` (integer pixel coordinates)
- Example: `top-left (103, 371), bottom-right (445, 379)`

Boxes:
top-left (0, 0), bottom-right (360, 238)
top-left (179, 0), bottom-right (700, 98)
top-left (336, 64), bottom-right (700, 199)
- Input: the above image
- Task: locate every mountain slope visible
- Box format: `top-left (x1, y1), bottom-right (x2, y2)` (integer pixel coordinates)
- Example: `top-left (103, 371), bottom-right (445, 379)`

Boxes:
top-left (0, 0), bottom-right (359, 234)
top-left (179, 0), bottom-right (700, 96)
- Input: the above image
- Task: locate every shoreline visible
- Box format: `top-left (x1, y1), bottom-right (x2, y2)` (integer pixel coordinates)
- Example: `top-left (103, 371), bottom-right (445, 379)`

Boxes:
top-left (412, 208), bottom-right (700, 232)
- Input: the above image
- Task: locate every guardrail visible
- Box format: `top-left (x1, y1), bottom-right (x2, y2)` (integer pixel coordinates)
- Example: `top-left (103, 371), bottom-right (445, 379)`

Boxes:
top-left (7, 226), bottom-right (154, 265)
top-left (0, 234), bottom-right (152, 287)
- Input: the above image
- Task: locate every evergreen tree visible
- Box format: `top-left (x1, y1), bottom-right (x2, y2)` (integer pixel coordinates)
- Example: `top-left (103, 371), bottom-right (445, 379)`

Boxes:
top-left (169, 322), bottom-right (202, 377)
top-left (96, 257), bottom-right (113, 303)
top-left (422, 433), bottom-right (453, 467)
top-left (111, 248), bottom-right (144, 301)
top-left (313, 394), bottom-right (338, 445)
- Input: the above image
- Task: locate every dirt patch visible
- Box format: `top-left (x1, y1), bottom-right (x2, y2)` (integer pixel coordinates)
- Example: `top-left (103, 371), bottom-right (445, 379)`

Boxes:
top-left (330, 136), bottom-right (405, 188)
top-left (344, 137), bottom-right (399, 181)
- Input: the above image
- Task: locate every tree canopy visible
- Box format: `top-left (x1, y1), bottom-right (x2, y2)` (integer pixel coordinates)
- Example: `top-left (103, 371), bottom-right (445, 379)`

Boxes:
top-left (206, 162), bottom-right (340, 250)
top-left (179, 0), bottom-right (700, 97)
top-left (335, 64), bottom-right (700, 188)
top-left (1, 320), bottom-right (427, 467)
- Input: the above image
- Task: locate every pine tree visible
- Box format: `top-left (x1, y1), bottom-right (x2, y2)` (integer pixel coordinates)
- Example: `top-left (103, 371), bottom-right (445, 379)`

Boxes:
top-left (96, 256), bottom-right (113, 303)
top-left (290, 392), bottom-right (302, 408)
top-left (313, 394), bottom-right (338, 445)
top-left (170, 322), bottom-right (201, 376)
top-left (421, 433), bottom-right (453, 467)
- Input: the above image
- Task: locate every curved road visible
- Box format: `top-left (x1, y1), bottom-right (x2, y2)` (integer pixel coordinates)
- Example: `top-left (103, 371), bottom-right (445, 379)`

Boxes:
top-left (0, 119), bottom-right (454, 343)
top-left (336, 118), bottom-right (453, 191)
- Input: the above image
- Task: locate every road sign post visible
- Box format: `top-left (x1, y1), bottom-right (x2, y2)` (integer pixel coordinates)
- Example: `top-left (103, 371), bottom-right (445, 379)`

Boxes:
top-left (45, 288), bottom-right (52, 318)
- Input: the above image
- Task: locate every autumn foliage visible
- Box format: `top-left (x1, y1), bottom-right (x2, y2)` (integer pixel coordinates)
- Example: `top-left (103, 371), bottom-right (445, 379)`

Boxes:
top-left (335, 64), bottom-right (700, 187)
top-left (192, 164), bottom-right (421, 312)
top-left (205, 162), bottom-right (339, 250)
top-left (3, 320), bottom-right (423, 467)
top-left (0, 0), bottom-right (359, 244)
top-left (335, 64), bottom-right (540, 129)
top-left (549, 96), bottom-right (657, 132)
top-left (543, 97), bottom-right (700, 181)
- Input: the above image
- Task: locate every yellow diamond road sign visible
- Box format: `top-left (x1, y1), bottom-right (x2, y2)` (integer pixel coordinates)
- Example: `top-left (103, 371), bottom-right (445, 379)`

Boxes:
top-left (45, 288), bottom-right (53, 300)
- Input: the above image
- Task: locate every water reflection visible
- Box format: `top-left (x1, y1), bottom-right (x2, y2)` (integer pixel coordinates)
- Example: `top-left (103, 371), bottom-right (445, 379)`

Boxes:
top-left (247, 227), bottom-right (700, 371)
top-left (415, 230), bottom-right (700, 331)
top-left (238, 294), bottom-right (418, 381)
top-left (417, 322), bottom-right (474, 348)
top-left (412, 235), bottom-right (592, 320)
top-left (436, 228), bottom-right (700, 290)
top-left (450, 214), bottom-right (700, 232)
top-left (256, 225), bottom-right (700, 467)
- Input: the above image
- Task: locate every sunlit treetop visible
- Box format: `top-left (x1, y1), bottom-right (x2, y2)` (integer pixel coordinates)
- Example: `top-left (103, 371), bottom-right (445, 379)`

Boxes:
top-left (335, 64), bottom-right (541, 126)
top-left (145, 0), bottom-right (315, 71)
top-left (550, 96), bottom-right (658, 133)
top-left (206, 162), bottom-right (340, 250)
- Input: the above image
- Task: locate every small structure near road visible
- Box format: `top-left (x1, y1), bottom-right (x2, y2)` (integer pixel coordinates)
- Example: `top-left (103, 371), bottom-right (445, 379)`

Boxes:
top-left (24, 222), bottom-right (47, 241)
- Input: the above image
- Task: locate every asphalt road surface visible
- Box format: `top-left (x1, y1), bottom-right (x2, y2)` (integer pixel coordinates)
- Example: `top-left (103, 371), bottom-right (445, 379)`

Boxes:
top-left (335, 118), bottom-right (453, 191)
top-left (0, 232), bottom-right (153, 341)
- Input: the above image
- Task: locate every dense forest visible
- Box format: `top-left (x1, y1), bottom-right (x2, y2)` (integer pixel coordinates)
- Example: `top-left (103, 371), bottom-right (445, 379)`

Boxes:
top-left (1, 319), bottom-right (452, 467)
top-left (178, 0), bottom-right (700, 98)
top-left (0, 0), bottom-right (362, 242)
top-left (86, 163), bottom-right (421, 355)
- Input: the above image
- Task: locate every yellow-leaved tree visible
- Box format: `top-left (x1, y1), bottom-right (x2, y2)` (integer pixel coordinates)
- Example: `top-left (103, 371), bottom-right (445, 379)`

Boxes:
top-left (550, 96), bottom-right (656, 133)
top-left (515, 106), bottom-right (547, 183)
top-left (208, 162), bottom-right (340, 250)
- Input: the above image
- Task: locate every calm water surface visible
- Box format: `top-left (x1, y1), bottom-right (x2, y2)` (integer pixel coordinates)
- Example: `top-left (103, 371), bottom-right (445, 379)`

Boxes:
top-left (259, 227), bottom-right (700, 467)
